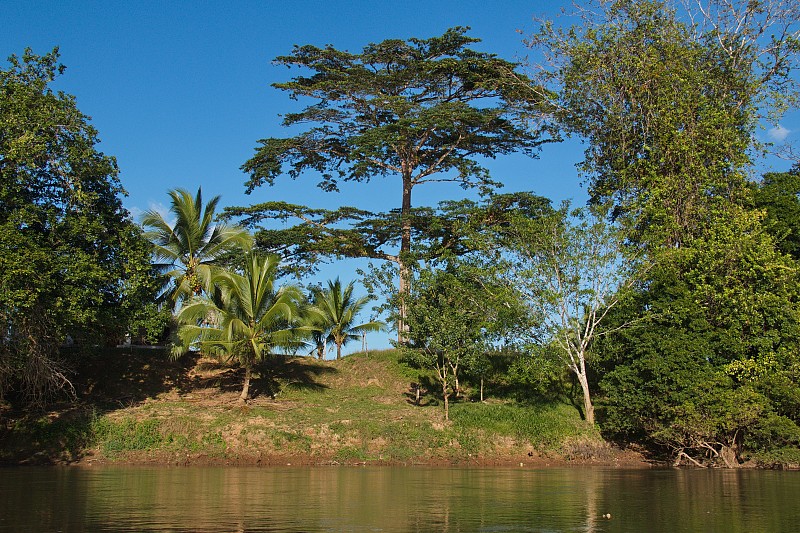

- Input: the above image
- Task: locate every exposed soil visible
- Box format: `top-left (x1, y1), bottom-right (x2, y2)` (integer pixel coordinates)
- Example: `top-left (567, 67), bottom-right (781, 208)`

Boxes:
top-left (75, 448), bottom-right (651, 468)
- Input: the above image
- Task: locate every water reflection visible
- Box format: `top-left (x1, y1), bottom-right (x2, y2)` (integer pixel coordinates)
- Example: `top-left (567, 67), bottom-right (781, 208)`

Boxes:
top-left (1, 467), bottom-right (799, 532)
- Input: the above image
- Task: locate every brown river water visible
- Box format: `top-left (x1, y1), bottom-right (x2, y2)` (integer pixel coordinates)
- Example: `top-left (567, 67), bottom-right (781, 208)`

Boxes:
top-left (0, 466), bottom-right (798, 532)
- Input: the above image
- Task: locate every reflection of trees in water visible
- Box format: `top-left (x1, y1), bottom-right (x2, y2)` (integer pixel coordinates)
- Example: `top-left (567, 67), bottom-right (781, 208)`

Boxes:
top-left (4, 467), bottom-right (800, 531)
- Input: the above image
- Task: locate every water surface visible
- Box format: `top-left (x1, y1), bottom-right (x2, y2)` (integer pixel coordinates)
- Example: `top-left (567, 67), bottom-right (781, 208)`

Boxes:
top-left (1, 466), bottom-right (798, 532)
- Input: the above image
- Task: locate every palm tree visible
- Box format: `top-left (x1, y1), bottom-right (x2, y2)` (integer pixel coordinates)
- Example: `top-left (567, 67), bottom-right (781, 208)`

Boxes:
top-left (141, 187), bottom-right (252, 309)
top-left (311, 278), bottom-right (385, 359)
top-left (174, 253), bottom-right (307, 401)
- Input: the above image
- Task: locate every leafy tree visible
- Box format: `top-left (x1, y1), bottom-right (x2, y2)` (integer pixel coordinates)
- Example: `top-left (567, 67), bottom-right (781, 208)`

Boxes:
top-left (239, 27), bottom-right (552, 338)
top-left (174, 253), bottom-right (307, 401)
top-left (309, 278), bottom-right (385, 360)
top-left (529, 0), bottom-right (798, 248)
top-left (530, 0), bottom-right (800, 464)
top-left (501, 204), bottom-right (638, 425)
top-left (141, 188), bottom-right (252, 309)
top-left (752, 165), bottom-right (800, 260)
top-left (596, 209), bottom-right (800, 465)
top-left (400, 262), bottom-right (524, 419)
top-left (0, 48), bottom-right (156, 405)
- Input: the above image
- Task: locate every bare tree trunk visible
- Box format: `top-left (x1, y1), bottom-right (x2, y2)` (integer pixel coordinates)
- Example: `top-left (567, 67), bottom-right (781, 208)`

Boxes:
top-left (480, 378), bottom-right (484, 402)
top-left (398, 175), bottom-right (413, 344)
top-left (240, 366), bottom-right (251, 402)
top-left (336, 341), bottom-right (343, 360)
top-left (443, 381), bottom-right (450, 421)
top-left (576, 358), bottom-right (595, 425)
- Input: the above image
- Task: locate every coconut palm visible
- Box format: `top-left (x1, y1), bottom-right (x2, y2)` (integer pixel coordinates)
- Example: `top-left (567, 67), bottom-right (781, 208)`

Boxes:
top-left (311, 278), bottom-right (385, 359)
top-left (141, 187), bottom-right (252, 309)
top-left (174, 252), bottom-right (307, 401)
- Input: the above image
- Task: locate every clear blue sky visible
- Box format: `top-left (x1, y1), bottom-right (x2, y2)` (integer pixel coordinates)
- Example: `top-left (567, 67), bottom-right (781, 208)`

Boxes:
top-left (3, 1), bottom-right (797, 353)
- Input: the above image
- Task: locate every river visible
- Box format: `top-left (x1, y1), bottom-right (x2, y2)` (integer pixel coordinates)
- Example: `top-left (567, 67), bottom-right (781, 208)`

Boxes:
top-left (0, 466), bottom-right (798, 532)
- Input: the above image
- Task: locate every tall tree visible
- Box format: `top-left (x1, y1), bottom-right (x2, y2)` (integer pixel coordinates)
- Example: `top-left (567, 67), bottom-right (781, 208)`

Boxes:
top-left (0, 48), bottom-right (155, 405)
top-left (240, 27), bottom-right (552, 338)
top-left (529, 0), bottom-right (800, 463)
top-left (309, 278), bottom-right (385, 360)
top-left (174, 253), bottom-right (306, 401)
top-left (501, 204), bottom-right (638, 425)
top-left (529, 0), bottom-right (798, 248)
top-left (141, 188), bottom-right (252, 309)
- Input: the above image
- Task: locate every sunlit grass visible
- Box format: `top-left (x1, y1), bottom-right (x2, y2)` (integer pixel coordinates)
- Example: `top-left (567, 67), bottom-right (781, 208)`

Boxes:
top-left (3, 348), bottom-right (607, 464)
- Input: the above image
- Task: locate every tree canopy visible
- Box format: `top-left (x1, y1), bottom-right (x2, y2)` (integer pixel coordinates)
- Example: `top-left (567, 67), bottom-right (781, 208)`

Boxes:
top-left (0, 48), bottom-right (155, 404)
top-left (530, 0), bottom-right (798, 248)
top-left (238, 27), bottom-right (554, 337)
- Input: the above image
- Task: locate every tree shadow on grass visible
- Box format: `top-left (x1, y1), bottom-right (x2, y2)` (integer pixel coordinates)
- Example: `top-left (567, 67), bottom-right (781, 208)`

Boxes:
top-left (66, 346), bottom-right (198, 410)
top-left (1, 346), bottom-right (199, 465)
top-left (253, 356), bottom-right (337, 399)
top-left (404, 375), bottom-right (438, 407)
top-left (0, 351), bottom-right (338, 464)
top-left (0, 406), bottom-right (96, 465)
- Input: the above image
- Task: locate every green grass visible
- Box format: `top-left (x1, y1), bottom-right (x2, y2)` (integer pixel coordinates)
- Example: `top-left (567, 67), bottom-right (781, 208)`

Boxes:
top-left (450, 401), bottom-right (599, 450)
top-left (92, 416), bottom-right (163, 455)
top-left (1, 349), bottom-right (606, 464)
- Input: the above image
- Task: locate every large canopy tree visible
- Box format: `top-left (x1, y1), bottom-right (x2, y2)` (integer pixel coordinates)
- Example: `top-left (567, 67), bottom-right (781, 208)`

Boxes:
top-left (0, 48), bottom-right (156, 404)
top-left (239, 27), bottom-right (553, 338)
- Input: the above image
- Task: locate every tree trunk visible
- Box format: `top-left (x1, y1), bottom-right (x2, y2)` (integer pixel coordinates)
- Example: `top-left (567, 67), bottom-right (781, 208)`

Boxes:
top-left (336, 341), bottom-right (343, 360)
top-left (480, 378), bottom-right (484, 402)
top-left (719, 445), bottom-right (740, 469)
top-left (398, 175), bottom-right (413, 344)
top-left (240, 366), bottom-right (252, 402)
top-left (576, 357), bottom-right (594, 425)
top-left (443, 381), bottom-right (450, 421)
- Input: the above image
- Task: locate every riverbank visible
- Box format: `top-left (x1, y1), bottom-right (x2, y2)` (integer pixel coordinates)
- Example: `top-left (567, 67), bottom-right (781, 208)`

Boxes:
top-left (1, 348), bottom-right (649, 468)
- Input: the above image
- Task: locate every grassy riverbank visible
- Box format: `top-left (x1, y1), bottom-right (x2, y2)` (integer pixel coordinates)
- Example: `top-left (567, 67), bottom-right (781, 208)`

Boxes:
top-left (0, 348), bottom-right (644, 467)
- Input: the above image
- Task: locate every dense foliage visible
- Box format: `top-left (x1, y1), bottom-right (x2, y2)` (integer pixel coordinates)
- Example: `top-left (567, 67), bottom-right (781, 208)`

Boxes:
top-left (595, 209), bottom-right (800, 465)
top-left (0, 49), bottom-right (157, 404)
top-left (529, 0), bottom-right (800, 465)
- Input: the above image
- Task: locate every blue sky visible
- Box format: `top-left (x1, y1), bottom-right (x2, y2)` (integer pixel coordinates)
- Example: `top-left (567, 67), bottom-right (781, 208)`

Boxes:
top-left (3, 0), bottom-right (588, 213)
top-left (4, 1), bottom-right (797, 353)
